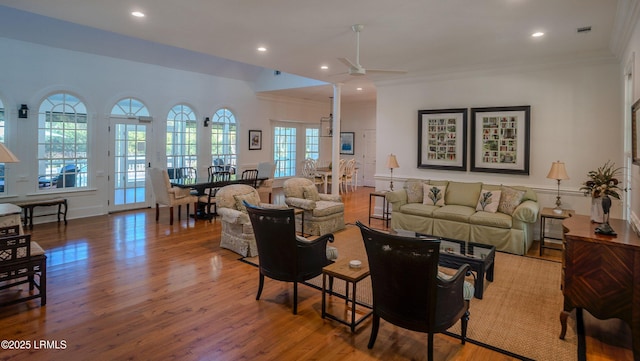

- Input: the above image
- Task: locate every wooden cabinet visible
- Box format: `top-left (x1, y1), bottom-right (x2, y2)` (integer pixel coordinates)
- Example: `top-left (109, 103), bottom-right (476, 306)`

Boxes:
top-left (561, 215), bottom-right (640, 361)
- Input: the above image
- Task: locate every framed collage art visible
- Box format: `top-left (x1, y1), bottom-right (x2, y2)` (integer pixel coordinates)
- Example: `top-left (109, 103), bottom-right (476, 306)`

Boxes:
top-left (417, 108), bottom-right (467, 171)
top-left (470, 106), bottom-right (530, 175)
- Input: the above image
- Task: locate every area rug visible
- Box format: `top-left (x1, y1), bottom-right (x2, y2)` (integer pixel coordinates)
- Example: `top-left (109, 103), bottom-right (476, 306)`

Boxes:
top-left (241, 224), bottom-right (578, 361)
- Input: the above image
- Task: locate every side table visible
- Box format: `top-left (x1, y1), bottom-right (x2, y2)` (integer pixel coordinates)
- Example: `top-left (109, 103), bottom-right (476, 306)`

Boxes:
top-left (368, 191), bottom-right (390, 227)
top-left (321, 259), bottom-right (373, 332)
top-left (539, 207), bottom-right (573, 256)
top-left (292, 208), bottom-right (308, 237)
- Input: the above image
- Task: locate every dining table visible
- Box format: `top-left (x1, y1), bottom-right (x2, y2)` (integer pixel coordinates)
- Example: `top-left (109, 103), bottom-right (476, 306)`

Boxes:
top-left (170, 176), bottom-right (267, 219)
top-left (170, 176), bottom-right (267, 196)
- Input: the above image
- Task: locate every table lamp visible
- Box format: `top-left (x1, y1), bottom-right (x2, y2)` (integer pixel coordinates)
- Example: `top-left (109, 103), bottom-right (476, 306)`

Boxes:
top-left (0, 142), bottom-right (19, 163)
top-left (546, 160), bottom-right (569, 214)
top-left (386, 154), bottom-right (399, 191)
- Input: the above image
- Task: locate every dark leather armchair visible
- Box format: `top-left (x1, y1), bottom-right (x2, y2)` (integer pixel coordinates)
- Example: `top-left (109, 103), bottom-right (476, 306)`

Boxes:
top-left (356, 222), bottom-right (471, 361)
top-left (245, 202), bottom-right (337, 314)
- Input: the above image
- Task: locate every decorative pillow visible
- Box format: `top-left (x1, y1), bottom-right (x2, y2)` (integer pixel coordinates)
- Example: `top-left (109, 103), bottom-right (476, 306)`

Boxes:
top-left (405, 181), bottom-right (424, 203)
top-left (302, 184), bottom-right (320, 201)
top-left (423, 184), bottom-right (446, 206)
top-left (476, 189), bottom-right (501, 213)
top-left (234, 192), bottom-right (261, 213)
top-left (498, 186), bottom-right (525, 215)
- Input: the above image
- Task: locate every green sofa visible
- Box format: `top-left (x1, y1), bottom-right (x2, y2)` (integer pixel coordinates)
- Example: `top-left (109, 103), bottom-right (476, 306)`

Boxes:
top-left (385, 179), bottom-right (539, 255)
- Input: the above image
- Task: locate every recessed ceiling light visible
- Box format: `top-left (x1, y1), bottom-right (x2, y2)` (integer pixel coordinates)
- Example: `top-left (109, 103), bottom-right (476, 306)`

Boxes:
top-left (531, 32), bottom-right (544, 38)
top-left (356, 87), bottom-right (363, 91)
top-left (257, 47), bottom-right (267, 52)
top-left (321, 65), bottom-right (329, 70)
top-left (131, 11), bottom-right (145, 17)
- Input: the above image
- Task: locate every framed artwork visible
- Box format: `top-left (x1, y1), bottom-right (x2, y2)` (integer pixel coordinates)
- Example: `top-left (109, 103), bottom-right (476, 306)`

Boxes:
top-left (249, 130), bottom-right (262, 150)
top-left (340, 132), bottom-right (355, 155)
top-left (417, 108), bottom-right (467, 171)
top-left (632, 98), bottom-right (640, 165)
top-left (470, 106), bottom-right (531, 175)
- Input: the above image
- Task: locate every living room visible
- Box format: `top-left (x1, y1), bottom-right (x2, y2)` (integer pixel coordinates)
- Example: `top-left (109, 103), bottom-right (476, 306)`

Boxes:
top-left (0, 1), bottom-right (639, 360)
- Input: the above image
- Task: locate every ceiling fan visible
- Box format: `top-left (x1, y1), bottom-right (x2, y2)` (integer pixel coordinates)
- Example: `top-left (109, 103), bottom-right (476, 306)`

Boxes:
top-left (338, 24), bottom-right (407, 77)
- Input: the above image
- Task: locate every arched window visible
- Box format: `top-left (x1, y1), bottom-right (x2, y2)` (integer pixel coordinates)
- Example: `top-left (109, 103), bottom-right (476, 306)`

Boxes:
top-left (166, 104), bottom-right (197, 170)
top-left (211, 108), bottom-right (236, 172)
top-left (0, 99), bottom-right (6, 194)
top-left (37, 93), bottom-right (88, 190)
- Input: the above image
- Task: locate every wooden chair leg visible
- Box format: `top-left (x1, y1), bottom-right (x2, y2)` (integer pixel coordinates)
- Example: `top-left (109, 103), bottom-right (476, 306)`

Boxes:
top-left (256, 273), bottom-right (265, 300)
top-left (368, 315), bottom-right (380, 348)
top-left (461, 310), bottom-right (469, 344)
top-left (293, 281), bottom-right (298, 315)
top-left (169, 206), bottom-right (174, 225)
top-left (155, 203), bottom-right (160, 222)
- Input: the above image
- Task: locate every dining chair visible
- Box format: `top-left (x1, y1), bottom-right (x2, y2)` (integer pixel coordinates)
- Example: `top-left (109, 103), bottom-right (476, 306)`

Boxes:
top-left (241, 169), bottom-right (259, 188)
top-left (148, 168), bottom-right (198, 225)
top-left (198, 171), bottom-right (231, 221)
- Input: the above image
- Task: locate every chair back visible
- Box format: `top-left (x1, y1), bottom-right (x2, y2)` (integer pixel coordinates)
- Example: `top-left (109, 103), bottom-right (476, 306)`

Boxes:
top-left (210, 171), bottom-right (231, 183)
top-left (148, 168), bottom-right (172, 205)
top-left (357, 221), bottom-right (441, 333)
top-left (0, 232), bottom-right (32, 265)
top-left (257, 162), bottom-right (275, 179)
top-left (216, 184), bottom-right (261, 211)
top-left (338, 158), bottom-right (347, 176)
top-left (301, 158), bottom-right (316, 178)
top-left (245, 203), bottom-right (298, 281)
top-left (242, 169), bottom-right (259, 187)
top-left (345, 159), bottom-right (356, 177)
top-left (282, 177), bottom-right (314, 199)
top-left (56, 164), bottom-right (78, 188)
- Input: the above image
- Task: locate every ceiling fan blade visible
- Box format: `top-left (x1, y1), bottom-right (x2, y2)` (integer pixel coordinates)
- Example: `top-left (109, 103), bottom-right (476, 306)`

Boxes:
top-left (366, 68), bottom-right (408, 74)
top-left (338, 57), bottom-right (358, 69)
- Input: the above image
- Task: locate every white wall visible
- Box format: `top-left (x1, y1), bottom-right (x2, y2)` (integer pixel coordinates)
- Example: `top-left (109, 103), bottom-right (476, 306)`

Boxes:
top-left (0, 37), bottom-right (328, 221)
top-left (375, 61), bottom-right (624, 218)
top-left (623, 13), bottom-right (640, 231)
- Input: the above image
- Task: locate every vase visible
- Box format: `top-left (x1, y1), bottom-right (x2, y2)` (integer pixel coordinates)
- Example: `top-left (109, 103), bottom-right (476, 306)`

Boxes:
top-left (591, 197), bottom-right (604, 223)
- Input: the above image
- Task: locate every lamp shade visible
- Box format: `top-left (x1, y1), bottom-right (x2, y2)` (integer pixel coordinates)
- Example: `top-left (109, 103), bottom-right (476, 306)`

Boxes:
top-left (546, 160), bottom-right (569, 180)
top-left (387, 154), bottom-right (399, 169)
top-left (0, 142), bottom-right (19, 163)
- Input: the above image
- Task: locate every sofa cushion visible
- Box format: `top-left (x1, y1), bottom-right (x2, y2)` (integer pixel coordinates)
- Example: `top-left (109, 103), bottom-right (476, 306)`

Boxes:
top-left (469, 211), bottom-right (512, 229)
top-left (423, 184), bottom-right (446, 206)
top-left (446, 181), bottom-right (482, 208)
top-left (432, 205), bottom-right (476, 222)
top-left (476, 189), bottom-right (501, 213)
top-left (399, 203), bottom-right (439, 217)
top-left (498, 186), bottom-right (525, 215)
top-left (234, 192), bottom-right (261, 213)
top-left (302, 184), bottom-right (320, 201)
top-left (312, 201), bottom-right (344, 217)
top-left (405, 179), bottom-right (425, 203)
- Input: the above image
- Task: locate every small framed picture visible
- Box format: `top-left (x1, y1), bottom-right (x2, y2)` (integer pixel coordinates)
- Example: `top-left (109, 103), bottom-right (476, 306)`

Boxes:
top-left (249, 130), bottom-right (262, 150)
top-left (340, 132), bottom-right (355, 155)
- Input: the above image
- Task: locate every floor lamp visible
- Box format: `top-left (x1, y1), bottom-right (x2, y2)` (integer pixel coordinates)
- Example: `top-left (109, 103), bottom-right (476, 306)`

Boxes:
top-left (387, 154), bottom-right (399, 191)
top-left (546, 160), bottom-right (569, 214)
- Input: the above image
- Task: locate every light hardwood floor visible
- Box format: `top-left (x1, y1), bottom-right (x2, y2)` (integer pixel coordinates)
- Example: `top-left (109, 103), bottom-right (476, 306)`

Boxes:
top-left (0, 187), bottom-right (632, 360)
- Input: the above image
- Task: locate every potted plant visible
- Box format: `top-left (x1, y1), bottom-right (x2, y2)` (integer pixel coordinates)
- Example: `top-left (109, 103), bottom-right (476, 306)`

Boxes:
top-left (579, 161), bottom-right (623, 223)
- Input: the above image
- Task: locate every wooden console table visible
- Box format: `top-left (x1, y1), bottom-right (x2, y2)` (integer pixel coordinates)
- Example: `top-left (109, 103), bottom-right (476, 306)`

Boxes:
top-left (561, 215), bottom-right (640, 360)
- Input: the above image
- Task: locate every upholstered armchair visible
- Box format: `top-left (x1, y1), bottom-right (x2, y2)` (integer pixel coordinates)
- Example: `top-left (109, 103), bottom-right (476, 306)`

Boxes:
top-left (357, 222), bottom-right (473, 361)
top-left (216, 184), bottom-right (285, 257)
top-left (283, 177), bottom-right (345, 236)
top-left (148, 167), bottom-right (198, 225)
top-left (245, 203), bottom-right (338, 314)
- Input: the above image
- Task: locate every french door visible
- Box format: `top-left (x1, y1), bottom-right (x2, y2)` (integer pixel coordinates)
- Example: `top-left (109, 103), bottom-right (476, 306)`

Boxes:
top-left (109, 118), bottom-right (152, 212)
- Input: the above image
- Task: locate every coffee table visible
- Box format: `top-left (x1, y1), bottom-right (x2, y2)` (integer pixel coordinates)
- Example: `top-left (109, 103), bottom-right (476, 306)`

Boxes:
top-left (392, 229), bottom-right (495, 299)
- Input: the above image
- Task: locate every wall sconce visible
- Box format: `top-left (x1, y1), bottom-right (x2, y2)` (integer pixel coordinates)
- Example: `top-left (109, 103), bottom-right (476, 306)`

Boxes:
top-left (18, 104), bottom-right (29, 118)
top-left (204, 117), bottom-right (210, 127)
